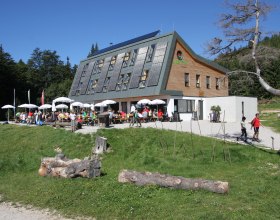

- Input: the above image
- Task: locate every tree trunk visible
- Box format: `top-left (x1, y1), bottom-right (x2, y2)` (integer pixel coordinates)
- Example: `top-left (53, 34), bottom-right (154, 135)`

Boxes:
top-left (39, 156), bottom-right (101, 178)
top-left (118, 169), bottom-right (229, 194)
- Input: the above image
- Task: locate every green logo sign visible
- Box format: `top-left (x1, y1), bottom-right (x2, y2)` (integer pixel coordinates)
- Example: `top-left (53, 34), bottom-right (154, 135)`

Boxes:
top-left (173, 59), bottom-right (188, 65)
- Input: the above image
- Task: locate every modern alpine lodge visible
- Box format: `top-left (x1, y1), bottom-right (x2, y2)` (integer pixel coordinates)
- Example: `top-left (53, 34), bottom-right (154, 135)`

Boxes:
top-left (69, 31), bottom-right (257, 121)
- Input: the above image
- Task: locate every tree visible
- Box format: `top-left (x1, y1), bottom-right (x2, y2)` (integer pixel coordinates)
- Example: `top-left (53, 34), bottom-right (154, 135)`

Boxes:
top-left (26, 48), bottom-right (75, 103)
top-left (0, 45), bottom-right (17, 119)
top-left (87, 43), bottom-right (99, 58)
top-left (206, 0), bottom-right (280, 96)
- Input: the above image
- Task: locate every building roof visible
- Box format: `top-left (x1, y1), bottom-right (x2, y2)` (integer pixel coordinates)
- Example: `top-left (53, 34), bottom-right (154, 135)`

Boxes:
top-left (69, 31), bottom-right (227, 103)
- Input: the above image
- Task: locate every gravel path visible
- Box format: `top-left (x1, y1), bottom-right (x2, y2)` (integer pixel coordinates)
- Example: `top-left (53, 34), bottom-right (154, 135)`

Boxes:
top-left (0, 201), bottom-right (74, 220)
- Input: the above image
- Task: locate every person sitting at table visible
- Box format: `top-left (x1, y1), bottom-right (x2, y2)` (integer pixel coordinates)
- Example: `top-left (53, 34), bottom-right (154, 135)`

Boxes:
top-left (158, 109), bottom-right (164, 121)
top-left (58, 111), bottom-right (65, 121)
top-left (27, 111), bottom-right (33, 124)
top-left (20, 112), bottom-right (27, 123)
top-left (76, 115), bottom-right (83, 129)
top-left (141, 110), bottom-right (148, 122)
top-left (64, 112), bottom-right (70, 121)
top-left (152, 110), bottom-right (157, 121)
top-left (148, 108), bottom-right (153, 121)
top-left (91, 111), bottom-right (97, 126)
top-left (120, 111), bottom-right (126, 123)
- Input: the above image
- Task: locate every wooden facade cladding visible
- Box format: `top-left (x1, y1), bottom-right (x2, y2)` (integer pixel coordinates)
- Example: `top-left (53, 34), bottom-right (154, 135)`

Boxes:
top-left (166, 42), bottom-right (228, 97)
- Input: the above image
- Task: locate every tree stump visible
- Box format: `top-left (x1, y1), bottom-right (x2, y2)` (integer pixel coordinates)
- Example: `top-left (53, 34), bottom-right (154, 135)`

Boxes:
top-left (92, 136), bottom-right (107, 155)
top-left (118, 169), bottom-right (229, 194)
top-left (38, 154), bottom-right (101, 178)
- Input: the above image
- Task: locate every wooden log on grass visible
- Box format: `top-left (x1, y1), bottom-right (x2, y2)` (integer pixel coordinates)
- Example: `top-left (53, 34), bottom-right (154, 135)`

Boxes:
top-left (118, 169), bottom-right (229, 194)
top-left (38, 155), bottom-right (101, 178)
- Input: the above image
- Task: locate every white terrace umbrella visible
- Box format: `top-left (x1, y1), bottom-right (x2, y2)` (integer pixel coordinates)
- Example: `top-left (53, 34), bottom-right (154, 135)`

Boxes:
top-left (38, 104), bottom-right (52, 110)
top-left (102, 100), bottom-right (116, 105)
top-left (1, 105), bottom-right (15, 122)
top-left (83, 103), bottom-right (92, 108)
top-left (137, 99), bottom-right (151, 105)
top-left (71, 101), bottom-right (84, 107)
top-left (70, 101), bottom-right (84, 112)
top-left (53, 97), bottom-right (73, 103)
top-left (149, 99), bottom-right (166, 118)
top-left (39, 104), bottom-right (52, 115)
top-left (149, 99), bottom-right (166, 105)
top-left (18, 104), bottom-right (38, 109)
top-left (56, 104), bottom-right (68, 110)
top-left (95, 102), bottom-right (107, 113)
top-left (95, 102), bottom-right (108, 107)
top-left (102, 100), bottom-right (116, 110)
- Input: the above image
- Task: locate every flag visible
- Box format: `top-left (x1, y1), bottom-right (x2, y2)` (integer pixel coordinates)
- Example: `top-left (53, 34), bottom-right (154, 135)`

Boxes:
top-left (28, 89), bottom-right (30, 104)
top-left (41, 90), bottom-right (45, 105)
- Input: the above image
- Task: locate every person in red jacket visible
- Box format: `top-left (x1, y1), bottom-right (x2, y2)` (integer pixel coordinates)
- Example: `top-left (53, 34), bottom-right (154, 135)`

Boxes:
top-left (251, 113), bottom-right (261, 142)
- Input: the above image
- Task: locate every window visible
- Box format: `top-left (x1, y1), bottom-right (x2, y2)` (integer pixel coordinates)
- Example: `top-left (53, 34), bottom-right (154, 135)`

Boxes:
top-left (116, 74), bottom-right (124, 91)
top-left (75, 90), bottom-right (80, 96)
top-left (206, 76), bottom-right (211, 89)
top-left (177, 50), bottom-right (183, 60)
top-left (146, 44), bottom-right (155, 62)
top-left (129, 49), bottom-right (138, 66)
top-left (216, 78), bottom-right (220, 90)
top-left (92, 62), bottom-right (98, 74)
top-left (109, 56), bottom-right (116, 70)
top-left (81, 63), bottom-right (89, 77)
top-left (139, 70), bottom-right (149, 88)
top-left (92, 79), bottom-right (98, 89)
top-left (196, 74), bottom-right (200, 88)
top-left (122, 52), bottom-right (131, 68)
top-left (122, 73), bottom-right (131, 90)
top-left (185, 73), bottom-right (190, 87)
top-left (177, 99), bottom-right (195, 113)
top-left (97, 59), bottom-right (104, 73)
top-left (102, 77), bottom-right (110, 92)
top-left (78, 81), bottom-right (83, 89)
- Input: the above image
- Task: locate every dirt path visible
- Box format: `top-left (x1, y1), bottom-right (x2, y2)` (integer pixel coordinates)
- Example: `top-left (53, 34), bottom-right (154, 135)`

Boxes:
top-left (0, 201), bottom-right (75, 220)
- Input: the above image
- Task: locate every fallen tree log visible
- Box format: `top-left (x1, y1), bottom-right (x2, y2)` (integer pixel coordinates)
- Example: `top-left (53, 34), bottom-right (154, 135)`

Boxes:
top-left (39, 155), bottom-right (101, 178)
top-left (118, 169), bottom-right (229, 194)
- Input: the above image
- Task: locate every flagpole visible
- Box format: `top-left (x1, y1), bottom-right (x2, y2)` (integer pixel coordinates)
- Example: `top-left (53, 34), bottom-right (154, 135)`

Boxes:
top-left (28, 89), bottom-right (30, 104)
top-left (14, 88), bottom-right (16, 121)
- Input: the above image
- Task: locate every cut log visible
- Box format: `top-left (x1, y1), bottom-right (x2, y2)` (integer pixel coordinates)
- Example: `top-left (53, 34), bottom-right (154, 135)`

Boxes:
top-left (39, 155), bottom-right (101, 178)
top-left (118, 169), bottom-right (229, 194)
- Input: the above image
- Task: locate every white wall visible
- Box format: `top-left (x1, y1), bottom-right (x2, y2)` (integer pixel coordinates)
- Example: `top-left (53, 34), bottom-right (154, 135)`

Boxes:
top-left (167, 96), bottom-right (257, 122)
top-left (204, 96), bottom-right (258, 122)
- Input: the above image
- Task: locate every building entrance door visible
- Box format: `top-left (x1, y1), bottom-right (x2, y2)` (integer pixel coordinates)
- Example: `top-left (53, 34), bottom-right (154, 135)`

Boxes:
top-left (198, 100), bottom-right (203, 120)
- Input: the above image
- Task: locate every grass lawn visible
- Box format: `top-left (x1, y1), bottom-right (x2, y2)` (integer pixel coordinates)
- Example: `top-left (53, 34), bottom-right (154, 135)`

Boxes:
top-left (259, 98), bottom-right (280, 133)
top-left (0, 124), bottom-right (279, 219)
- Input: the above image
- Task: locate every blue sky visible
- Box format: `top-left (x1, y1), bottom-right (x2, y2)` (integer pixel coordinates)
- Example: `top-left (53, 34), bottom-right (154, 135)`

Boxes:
top-left (1, 0), bottom-right (279, 66)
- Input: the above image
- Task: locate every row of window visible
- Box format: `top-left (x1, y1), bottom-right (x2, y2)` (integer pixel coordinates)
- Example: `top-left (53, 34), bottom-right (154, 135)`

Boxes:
top-left (91, 69), bottom-right (150, 94)
top-left (82, 44), bottom-right (157, 77)
top-left (76, 44), bottom-right (158, 95)
top-left (184, 73), bottom-right (221, 90)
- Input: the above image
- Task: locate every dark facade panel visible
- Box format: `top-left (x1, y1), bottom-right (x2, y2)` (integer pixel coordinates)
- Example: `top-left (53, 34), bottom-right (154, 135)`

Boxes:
top-left (80, 61), bottom-right (95, 95)
top-left (95, 57), bottom-right (111, 93)
top-left (147, 42), bottom-right (168, 87)
top-left (108, 53), bottom-right (125, 91)
top-left (70, 64), bottom-right (85, 96)
top-left (129, 47), bottom-right (148, 89)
